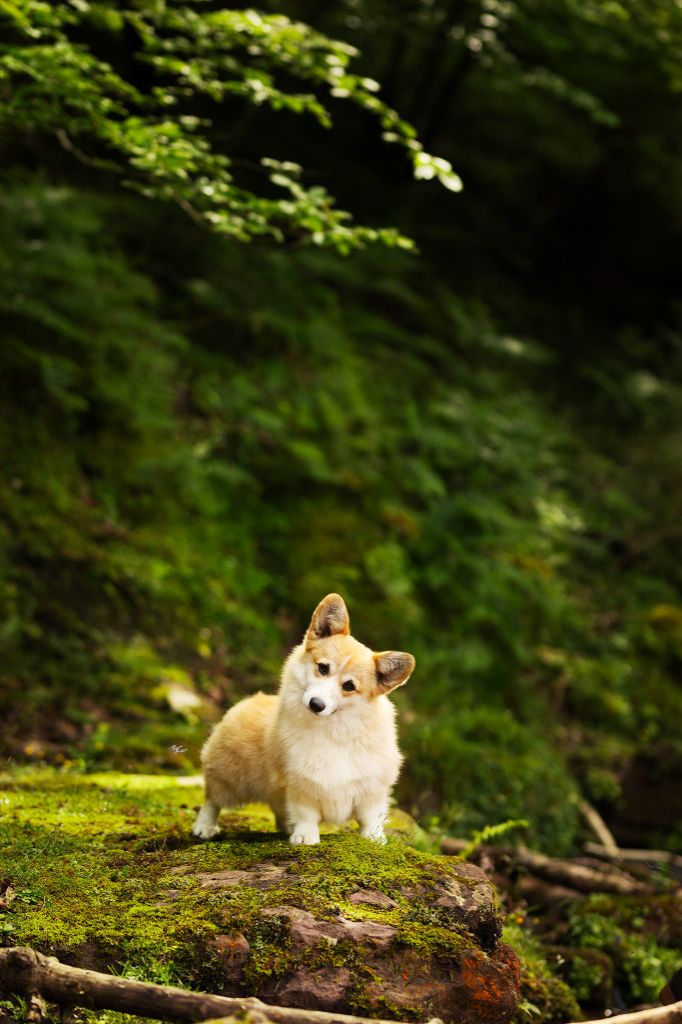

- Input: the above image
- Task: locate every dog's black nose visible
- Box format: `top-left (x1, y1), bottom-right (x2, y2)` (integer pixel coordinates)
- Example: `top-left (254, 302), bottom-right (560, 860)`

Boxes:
top-left (309, 697), bottom-right (326, 714)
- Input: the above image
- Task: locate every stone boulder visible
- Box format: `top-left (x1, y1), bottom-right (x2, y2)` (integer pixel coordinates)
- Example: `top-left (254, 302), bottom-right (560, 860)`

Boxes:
top-left (164, 809), bottom-right (520, 1024)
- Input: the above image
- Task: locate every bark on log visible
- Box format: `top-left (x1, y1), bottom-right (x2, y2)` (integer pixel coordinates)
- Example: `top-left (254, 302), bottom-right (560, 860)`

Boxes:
top-left (0, 947), bottom-right (432, 1024)
top-left (440, 840), bottom-right (653, 895)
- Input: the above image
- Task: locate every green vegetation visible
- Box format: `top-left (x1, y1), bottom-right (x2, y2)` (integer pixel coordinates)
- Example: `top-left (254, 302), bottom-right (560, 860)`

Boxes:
top-left (567, 896), bottom-right (681, 1005)
top-left (503, 925), bottom-right (580, 1024)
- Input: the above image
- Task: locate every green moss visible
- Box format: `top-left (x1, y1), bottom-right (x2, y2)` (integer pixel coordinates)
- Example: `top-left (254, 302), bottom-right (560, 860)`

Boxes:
top-left (351, 992), bottom-right (426, 1023)
top-left (239, 916), bottom-right (292, 988)
top-left (562, 949), bottom-right (612, 1005)
top-left (394, 921), bottom-right (476, 958)
top-left (0, 767), bottom-right (257, 984)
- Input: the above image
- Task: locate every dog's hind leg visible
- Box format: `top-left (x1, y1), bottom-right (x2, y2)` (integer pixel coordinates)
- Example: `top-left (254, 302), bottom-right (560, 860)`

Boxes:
top-left (192, 798), bottom-right (221, 839)
top-left (193, 760), bottom-right (238, 839)
top-left (270, 799), bottom-right (288, 836)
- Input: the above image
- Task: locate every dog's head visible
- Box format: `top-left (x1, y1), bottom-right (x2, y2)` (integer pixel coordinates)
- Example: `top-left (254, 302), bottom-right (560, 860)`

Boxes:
top-left (296, 593), bottom-right (415, 717)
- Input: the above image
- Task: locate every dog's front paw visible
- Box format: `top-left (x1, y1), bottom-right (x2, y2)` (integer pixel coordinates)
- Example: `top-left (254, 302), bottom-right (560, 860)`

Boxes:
top-left (192, 822), bottom-right (220, 839)
top-left (361, 826), bottom-right (387, 845)
top-left (289, 828), bottom-right (320, 846)
top-left (192, 801), bottom-right (221, 839)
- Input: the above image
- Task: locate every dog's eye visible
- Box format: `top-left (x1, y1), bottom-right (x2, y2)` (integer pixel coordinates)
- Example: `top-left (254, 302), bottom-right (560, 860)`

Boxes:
top-left (317, 663), bottom-right (330, 675)
top-left (342, 680), bottom-right (356, 692)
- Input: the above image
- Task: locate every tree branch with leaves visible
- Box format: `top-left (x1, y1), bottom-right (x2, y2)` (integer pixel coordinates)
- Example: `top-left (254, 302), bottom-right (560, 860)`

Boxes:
top-left (0, 0), bottom-right (462, 251)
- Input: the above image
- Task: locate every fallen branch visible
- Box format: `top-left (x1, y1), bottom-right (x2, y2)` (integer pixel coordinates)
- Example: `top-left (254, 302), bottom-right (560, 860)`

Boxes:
top-left (0, 948), bottom-right (437, 1024)
top-left (502, 873), bottom-right (580, 904)
top-left (579, 800), bottom-right (619, 859)
top-left (584, 842), bottom-right (682, 872)
top-left (440, 840), bottom-right (654, 895)
top-left (566, 999), bottom-right (682, 1024)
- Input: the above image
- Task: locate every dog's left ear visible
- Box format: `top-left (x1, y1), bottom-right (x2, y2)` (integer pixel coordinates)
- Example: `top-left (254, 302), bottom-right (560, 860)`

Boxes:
top-left (306, 593), bottom-right (350, 641)
top-left (374, 651), bottom-right (415, 693)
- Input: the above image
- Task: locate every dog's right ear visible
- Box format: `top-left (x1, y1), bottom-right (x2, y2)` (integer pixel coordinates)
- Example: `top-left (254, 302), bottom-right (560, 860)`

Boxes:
top-left (306, 593), bottom-right (350, 641)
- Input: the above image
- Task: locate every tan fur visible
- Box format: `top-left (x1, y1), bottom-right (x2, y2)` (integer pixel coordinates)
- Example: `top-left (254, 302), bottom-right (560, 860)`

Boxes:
top-left (192, 594), bottom-right (415, 845)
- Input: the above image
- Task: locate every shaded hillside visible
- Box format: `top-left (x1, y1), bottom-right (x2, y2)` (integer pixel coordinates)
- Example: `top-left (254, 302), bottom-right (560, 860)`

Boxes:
top-left (1, 182), bottom-right (680, 854)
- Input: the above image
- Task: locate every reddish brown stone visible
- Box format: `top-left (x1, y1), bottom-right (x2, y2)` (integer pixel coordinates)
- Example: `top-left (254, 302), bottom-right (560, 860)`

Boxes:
top-left (260, 906), bottom-right (395, 950)
top-left (172, 851), bottom-right (520, 1024)
top-left (360, 943), bottom-right (520, 1024)
top-left (348, 889), bottom-right (398, 909)
top-left (196, 863), bottom-right (290, 890)
top-left (211, 932), bottom-right (251, 987)
top-left (254, 905), bottom-right (520, 1024)
top-left (260, 968), bottom-right (354, 1011)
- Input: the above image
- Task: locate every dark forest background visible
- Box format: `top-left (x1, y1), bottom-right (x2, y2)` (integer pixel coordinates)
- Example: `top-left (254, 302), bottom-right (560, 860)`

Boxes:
top-left (1, 0), bottom-right (681, 865)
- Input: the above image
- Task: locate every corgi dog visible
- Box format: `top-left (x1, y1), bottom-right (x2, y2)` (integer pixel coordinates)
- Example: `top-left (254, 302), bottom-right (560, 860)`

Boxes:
top-left (192, 593), bottom-right (415, 845)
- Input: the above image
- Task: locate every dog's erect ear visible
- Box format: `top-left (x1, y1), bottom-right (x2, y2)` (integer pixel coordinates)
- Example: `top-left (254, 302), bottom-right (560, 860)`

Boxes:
top-left (306, 593), bottom-right (350, 641)
top-left (374, 651), bottom-right (415, 693)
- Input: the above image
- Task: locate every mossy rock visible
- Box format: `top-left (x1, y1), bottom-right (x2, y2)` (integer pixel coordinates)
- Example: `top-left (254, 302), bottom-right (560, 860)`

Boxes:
top-left (0, 767), bottom-right (520, 1024)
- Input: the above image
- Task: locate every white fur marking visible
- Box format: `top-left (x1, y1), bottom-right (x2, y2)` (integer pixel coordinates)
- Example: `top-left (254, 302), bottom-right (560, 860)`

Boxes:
top-left (302, 673), bottom-right (340, 715)
top-left (357, 797), bottom-right (389, 844)
top-left (192, 801), bottom-right (220, 839)
top-left (287, 800), bottom-right (321, 845)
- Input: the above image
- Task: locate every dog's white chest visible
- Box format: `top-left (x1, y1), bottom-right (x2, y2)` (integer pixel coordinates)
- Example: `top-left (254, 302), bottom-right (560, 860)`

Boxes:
top-left (287, 732), bottom-right (368, 786)
top-left (282, 728), bottom-right (395, 823)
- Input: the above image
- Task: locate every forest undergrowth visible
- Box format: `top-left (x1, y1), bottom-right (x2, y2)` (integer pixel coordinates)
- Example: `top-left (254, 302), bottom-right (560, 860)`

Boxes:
top-left (1, 181), bottom-right (680, 857)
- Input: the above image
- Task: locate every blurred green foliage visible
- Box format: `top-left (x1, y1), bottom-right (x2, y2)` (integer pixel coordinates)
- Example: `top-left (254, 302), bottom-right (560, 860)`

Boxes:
top-left (568, 897), bottom-right (681, 1004)
top-left (0, 0), bottom-right (681, 861)
top-left (1, 179), bottom-right (680, 855)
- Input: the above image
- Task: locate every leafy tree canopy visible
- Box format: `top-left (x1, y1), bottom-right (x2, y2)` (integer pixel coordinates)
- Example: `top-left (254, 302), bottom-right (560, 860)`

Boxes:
top-left (0, 0), bottom-right (462, 251)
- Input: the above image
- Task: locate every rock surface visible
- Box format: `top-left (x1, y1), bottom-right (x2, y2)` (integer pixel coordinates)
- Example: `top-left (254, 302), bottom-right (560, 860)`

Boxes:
top-left (183, 815), bottom-right (521, 1024)
top-left (0, 771), bottom-right (520, 1024)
